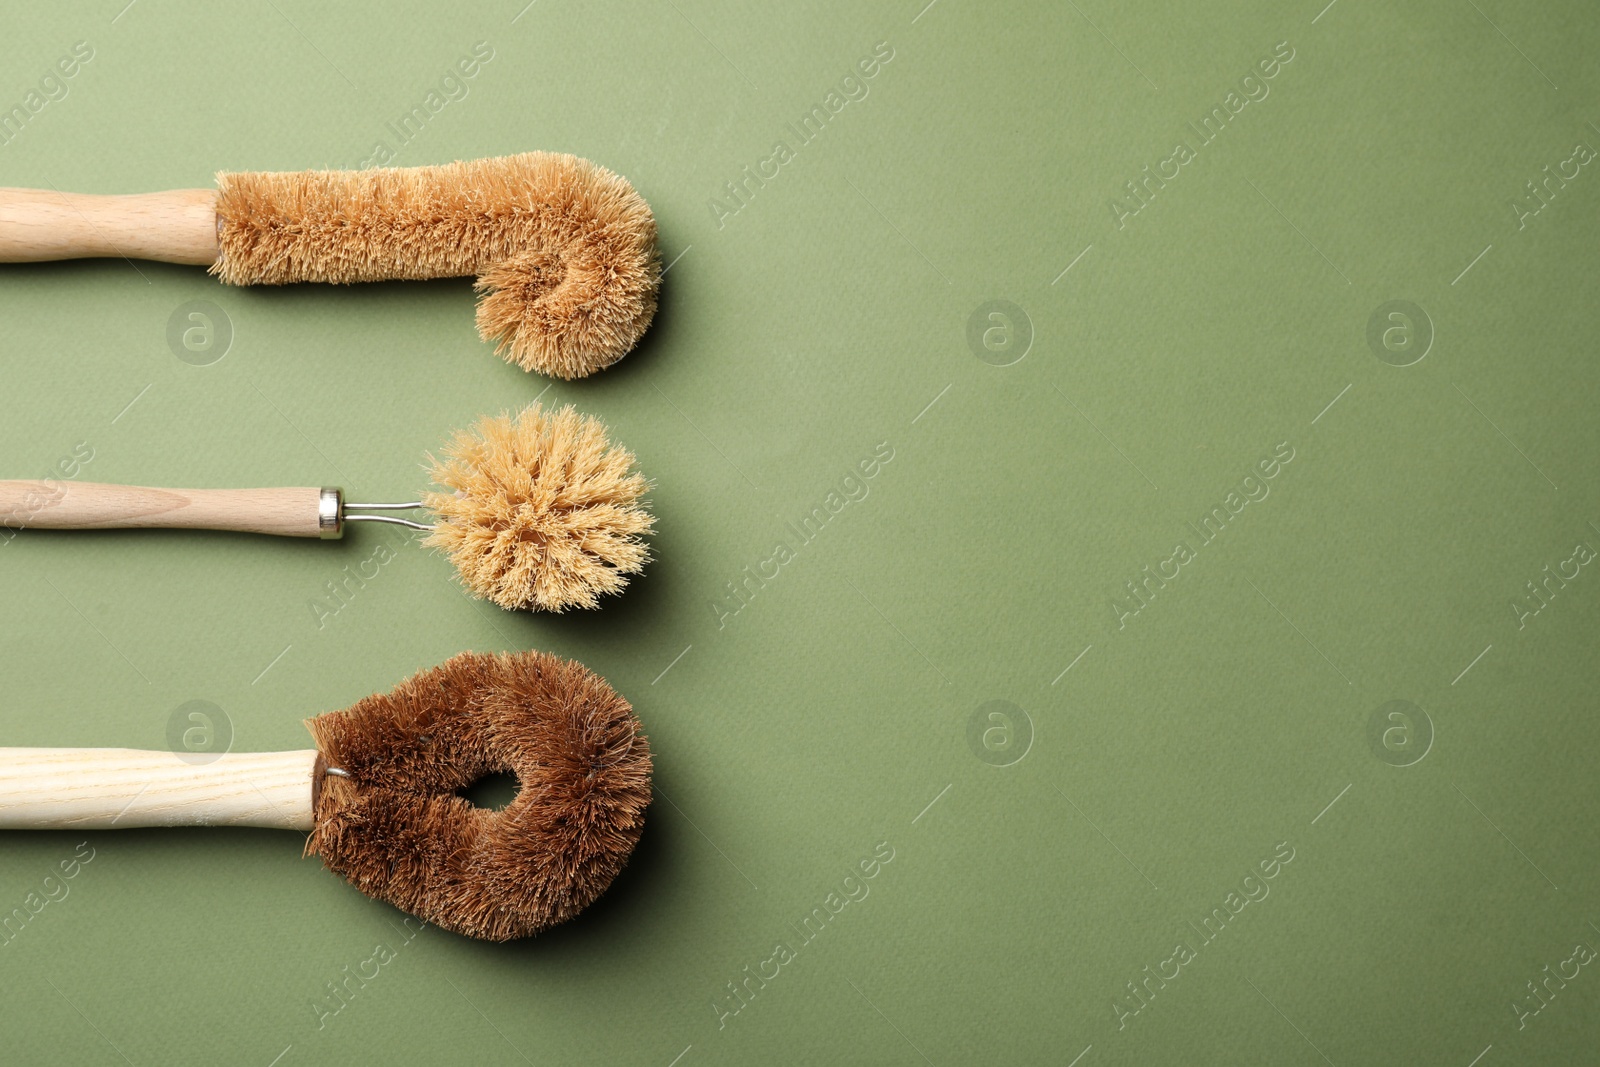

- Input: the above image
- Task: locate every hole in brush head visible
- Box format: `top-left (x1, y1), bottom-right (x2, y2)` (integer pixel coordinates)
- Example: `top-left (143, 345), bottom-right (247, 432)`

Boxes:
top-left (457, 770), bottom-right (520, 811)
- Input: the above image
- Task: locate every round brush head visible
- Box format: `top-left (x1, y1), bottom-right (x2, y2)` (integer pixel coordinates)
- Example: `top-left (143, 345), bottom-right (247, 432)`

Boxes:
top-left (421, 403), bottom-right (653, 612)
top-left (305, 650), bottom-right (652, 941)
top-left (212, 153), bottom-right (659, 379)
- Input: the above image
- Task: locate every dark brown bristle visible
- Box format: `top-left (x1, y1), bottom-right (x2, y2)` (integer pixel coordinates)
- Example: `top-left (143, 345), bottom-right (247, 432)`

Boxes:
top-left (211, 153), bottom-right (659, 379)
top-left (304, 650), bottom-right (651, 941)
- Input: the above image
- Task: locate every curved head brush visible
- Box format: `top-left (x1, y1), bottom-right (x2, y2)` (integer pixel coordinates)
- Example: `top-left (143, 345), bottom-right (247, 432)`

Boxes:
top-left (0, 650), bottom-right (652, 941)
top-left (0, 403), bottom-right (653, 611)
top-left (0, 153), bottom-right (659, 379)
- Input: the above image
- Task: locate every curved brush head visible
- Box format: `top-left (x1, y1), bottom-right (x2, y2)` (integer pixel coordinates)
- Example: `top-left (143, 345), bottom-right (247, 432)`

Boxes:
top-left (421, 403), bottom-right (654, 612)
top-left (305, 650), bottom-right (652, 941)
top-left (212, 153), bottom-right (659, 379)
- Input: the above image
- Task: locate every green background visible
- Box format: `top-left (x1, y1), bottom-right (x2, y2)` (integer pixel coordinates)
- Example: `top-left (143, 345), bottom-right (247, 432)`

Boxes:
top-left (1, 0), bottom-right (1598, 1063)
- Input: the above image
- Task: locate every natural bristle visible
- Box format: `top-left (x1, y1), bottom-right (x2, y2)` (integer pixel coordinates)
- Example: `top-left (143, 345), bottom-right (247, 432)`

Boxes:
top-left (421, 403), bottom-right (653, 612)
top-left (212, 153), bottom-right (659, 378)
top-left (305, 650), bottom-right (652, 941)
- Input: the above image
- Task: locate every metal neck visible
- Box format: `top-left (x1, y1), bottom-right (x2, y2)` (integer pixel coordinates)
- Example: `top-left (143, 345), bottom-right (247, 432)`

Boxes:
top-left (318, 488), bottom-right (434, 539)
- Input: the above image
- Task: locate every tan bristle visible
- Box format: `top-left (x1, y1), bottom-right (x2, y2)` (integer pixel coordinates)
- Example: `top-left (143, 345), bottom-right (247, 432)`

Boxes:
top-left (305, 650), bottom-right (652, 941)
top-left (421, 403), bottom-right (653, 612)
top-left (211, 153), bottom-right (659, 379)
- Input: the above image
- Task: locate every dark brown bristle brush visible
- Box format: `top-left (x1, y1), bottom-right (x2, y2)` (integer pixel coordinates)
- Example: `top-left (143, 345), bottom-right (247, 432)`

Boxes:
top-left (0, 153), bottom-right (659, 378)
top-left (0, 651), bottom-right (652, 941)
top-left (0, 403), bottom-right (653, 612)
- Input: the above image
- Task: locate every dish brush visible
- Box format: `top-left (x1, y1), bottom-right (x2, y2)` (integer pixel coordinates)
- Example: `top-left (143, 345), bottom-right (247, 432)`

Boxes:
top-left (0, 153), bottom-right (659, 378)
top-left (0, 403), bottom-right (653, 612)
top-left (0, 650), bottom-right (651, 941)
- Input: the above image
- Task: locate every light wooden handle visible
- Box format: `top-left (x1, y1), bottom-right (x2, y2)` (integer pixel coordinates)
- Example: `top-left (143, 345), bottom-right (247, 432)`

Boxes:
top-left (0, 749), bottom-right (318, 830)
top-left (0, 481), bottom-right (327, 537)
top-left (0, 187), bottom-right (218, 263)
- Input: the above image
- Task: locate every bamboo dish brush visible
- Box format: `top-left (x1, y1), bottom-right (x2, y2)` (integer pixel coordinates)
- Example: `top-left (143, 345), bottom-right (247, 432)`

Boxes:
top-left (0, 650), bottom-right (651, 941)
top-left (0, 153), bottom-right (659, 379)
top-left (0, 403), bottom-right (653, 612)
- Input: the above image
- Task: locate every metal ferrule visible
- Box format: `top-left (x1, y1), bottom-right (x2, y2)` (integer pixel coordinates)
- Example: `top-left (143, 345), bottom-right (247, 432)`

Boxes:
top-left (318, 487), bottom-right (345, 540)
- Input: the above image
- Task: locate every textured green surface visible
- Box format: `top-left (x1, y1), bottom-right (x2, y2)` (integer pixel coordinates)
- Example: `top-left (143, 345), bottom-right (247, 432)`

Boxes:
top-left (1, 1), bottom-right (1599, 1063)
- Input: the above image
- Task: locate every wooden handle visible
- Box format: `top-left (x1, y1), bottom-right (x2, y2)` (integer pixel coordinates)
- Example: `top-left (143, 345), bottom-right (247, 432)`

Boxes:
top-left (0, 481), bottom-right (327, 537)
top-left (0, 749), bottom-right (318, 830)
top-left (0, 187), bottom-right (218, 264)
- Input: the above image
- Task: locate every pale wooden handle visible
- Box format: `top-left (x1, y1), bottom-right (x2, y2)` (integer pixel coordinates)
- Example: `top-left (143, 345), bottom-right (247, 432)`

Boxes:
top-left (0, 187), bottom-right (218, 263)
top-left (0, 481), bottom-right (325, 537)
top-left (0, 749), bottom-right (318, 830)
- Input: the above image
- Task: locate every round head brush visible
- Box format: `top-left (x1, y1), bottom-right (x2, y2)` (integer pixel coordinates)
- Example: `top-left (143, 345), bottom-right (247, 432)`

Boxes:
top-left (0, 650), bottom-right (651, 940)
top-left (0, 153), bottom-right (659, 378)
top-left (0, 403), bottom-right (653, 612)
